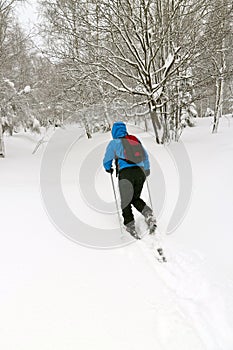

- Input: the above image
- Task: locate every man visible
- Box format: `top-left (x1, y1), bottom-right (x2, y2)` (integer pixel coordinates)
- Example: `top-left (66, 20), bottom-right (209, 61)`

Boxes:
top-left (103, 121), bottom-right (156, 239)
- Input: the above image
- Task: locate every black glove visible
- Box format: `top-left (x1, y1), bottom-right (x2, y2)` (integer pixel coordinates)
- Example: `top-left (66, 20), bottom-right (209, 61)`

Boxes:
top-left (145, 169), bottom-right (150, 177)
top-left (106, 167), bottom-right (114, 174)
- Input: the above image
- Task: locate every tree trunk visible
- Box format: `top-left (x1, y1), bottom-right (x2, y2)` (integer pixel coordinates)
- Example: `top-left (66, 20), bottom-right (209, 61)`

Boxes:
top-left (0, 123), bottom-right (5, 157)
top-left (212, 7), bottom-right (226, 134)
top-left (149, 109), bottom-right (160, 144)
top-left (144, 117), bottom-right (148, 132)
top-left (212, 75), bottom-right (224, 133)
top-left (161, 102), bottom-right (170, 143)
top-left (149, 100), bottom-right (162, 144)
top-left (83, 119), bottom-right (92, 139)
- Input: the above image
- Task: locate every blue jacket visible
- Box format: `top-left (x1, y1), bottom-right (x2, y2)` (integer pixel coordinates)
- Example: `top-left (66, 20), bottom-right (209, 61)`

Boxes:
top-left (103, 121), bottom-right (150, 172)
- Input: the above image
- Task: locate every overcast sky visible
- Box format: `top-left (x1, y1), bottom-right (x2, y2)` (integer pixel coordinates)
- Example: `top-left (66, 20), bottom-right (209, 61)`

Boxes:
top-left (15, 1), bottom-right (39, 31)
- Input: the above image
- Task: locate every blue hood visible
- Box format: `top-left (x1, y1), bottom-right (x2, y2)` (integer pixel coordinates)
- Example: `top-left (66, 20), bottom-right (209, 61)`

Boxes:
top-left (111, 122), bottom-right (128, 139)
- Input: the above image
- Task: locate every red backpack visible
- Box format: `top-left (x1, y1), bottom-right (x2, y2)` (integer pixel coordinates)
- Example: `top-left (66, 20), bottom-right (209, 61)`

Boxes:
top-left (121, 135), bottom-right (145, 164)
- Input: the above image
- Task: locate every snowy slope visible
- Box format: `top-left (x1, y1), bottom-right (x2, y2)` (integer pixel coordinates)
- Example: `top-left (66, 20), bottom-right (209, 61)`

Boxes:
top-left (0, 118), bottom-right (233, 350)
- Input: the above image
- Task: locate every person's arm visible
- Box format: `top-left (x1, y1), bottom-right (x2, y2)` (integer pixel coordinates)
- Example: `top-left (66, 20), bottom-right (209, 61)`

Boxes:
top-left (103, 140), bottom-right (115, 172)
top-left (142, 145), bottom-right (150, 175)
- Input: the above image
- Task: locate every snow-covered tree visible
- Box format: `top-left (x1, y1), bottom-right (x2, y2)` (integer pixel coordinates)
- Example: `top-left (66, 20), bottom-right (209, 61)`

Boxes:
top-left (0, 0), bottom-right (26, 155)
top-left (39, 1), bottom-right (219, 142)
top-left (192, 0), bottom-right (233, 131)
top-left (37, 0), bottom-right (233, 141)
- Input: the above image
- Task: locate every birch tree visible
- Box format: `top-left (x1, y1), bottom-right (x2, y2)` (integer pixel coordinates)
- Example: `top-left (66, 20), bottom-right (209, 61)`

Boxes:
top-left (192, 0), bottom-right (233, 131)
top-left (39, 0), bottom-right (107, 136)
top-left (210, 0), bottom-right (233, 133)
top-left (39, 0), bottom-right (233, 141)
top-left (0, 0), bottom-right (23, 156)
top-left (86, 0), bottom-right (222, 142)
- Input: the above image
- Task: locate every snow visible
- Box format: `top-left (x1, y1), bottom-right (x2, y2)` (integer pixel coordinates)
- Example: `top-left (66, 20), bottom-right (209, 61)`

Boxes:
top-left (0, 118), bottom-right (233, 349)
top-left (24, 85), bottom-right (31, 94)
top-left (4, 78), bottom-right (15, 89)
top-left (15, 2), bottom-right (39, 31)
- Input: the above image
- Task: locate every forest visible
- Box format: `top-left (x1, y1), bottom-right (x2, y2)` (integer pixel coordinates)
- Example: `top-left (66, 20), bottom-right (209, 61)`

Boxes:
top-left (0, 0), bottom-right (233, 156)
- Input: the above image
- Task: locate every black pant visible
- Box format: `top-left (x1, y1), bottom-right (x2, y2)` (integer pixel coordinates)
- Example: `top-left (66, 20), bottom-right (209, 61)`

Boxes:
top-left (118, 166), bottom-right (150, 225)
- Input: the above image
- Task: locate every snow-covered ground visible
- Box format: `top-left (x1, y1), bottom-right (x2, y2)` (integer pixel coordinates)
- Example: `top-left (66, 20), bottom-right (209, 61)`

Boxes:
top-left (0, 117), bottom-right (233, 350)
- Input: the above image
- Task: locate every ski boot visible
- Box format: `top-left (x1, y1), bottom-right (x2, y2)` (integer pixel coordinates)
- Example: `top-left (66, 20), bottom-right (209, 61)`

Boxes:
top-left (143, 209), bottom-right (157, 234)
top-left (125, 222), bottom-right (141, 240)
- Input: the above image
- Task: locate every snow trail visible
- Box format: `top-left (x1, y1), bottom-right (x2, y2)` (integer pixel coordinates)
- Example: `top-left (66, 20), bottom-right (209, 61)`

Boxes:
top-left (133, 218), bottom-right (233, 350)
top-left (1, 119), bottom-right (233, 350)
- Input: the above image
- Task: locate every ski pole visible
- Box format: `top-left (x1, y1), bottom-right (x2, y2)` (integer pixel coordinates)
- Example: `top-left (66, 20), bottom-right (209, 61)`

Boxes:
top-left (146, 177), bottom-right (153, 211)
top-left (145, 178), bottom-right (165, 254)
top-left (110, 173), bottom-right (124, 238)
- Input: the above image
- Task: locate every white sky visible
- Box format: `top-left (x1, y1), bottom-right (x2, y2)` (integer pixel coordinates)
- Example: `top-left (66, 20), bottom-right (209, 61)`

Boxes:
top-left (15, 1), bottom-right (39, 31)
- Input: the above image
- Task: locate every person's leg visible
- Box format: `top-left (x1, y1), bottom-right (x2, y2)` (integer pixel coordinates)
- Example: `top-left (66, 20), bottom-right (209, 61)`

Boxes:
top-left (118, 168), bottom-right (141, 238)
top-left (131, 168), bottom-right (157, 232)
top-left (131, 167), bottom-right (148, 213)
top-left (118, 168), bottom-right (134, 225)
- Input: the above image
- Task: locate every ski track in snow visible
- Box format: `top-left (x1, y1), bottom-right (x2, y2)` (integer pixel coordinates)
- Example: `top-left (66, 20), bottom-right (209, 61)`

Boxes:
top-left (1, 120), bottom-right (233, 350)
top-left (59, 122), bottom-right (233, 350)
top-left (130, 217), bottom-right (233, 350)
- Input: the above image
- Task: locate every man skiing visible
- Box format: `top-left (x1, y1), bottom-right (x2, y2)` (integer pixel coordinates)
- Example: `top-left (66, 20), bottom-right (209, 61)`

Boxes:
top-left (103, 121), bottom-right (156, 239)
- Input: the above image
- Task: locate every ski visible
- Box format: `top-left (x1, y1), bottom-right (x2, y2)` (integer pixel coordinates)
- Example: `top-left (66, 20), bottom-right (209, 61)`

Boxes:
top-left (145, 235), bottom-right (167, 263)
top-left (154, 246), bottom-right (167, 263)
top-left (130, 232), bottom-right (141, 240)
top-left (122, 223), bottom-right (167, 263)
top-left (132, 229), bottom-right (167, 263)
top-left (146, 232), bottom-right (167, 263)
top-left (147, 224), bottom-right (167, 263)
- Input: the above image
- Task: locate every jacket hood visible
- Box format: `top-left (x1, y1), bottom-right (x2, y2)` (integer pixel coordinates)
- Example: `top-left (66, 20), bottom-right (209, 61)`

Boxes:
top-left (111, 121), bottom-right (128, 139)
